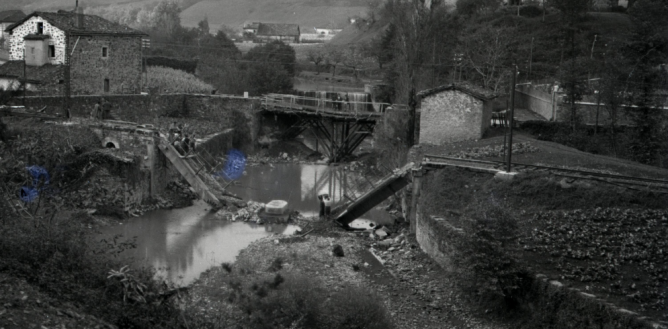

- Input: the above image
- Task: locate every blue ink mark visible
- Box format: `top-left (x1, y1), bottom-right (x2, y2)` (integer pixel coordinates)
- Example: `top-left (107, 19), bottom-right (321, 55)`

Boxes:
top-left (218, 149), bottom-right (246, 180)
top-left (20, 186), bottom-right (39, 202)
top-left (19, 165), bottom-right (51, 202)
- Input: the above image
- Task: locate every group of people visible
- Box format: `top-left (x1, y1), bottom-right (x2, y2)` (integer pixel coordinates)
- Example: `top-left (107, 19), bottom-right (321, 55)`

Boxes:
top-left (89, 99), bottom-right (110, 120)
top-left (332, 93), bottom-right (351, 112)
top-left (168, 121), bottom-right (196, 156)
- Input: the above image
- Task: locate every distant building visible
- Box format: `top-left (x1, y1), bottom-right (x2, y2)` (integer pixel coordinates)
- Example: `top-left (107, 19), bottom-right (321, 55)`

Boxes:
top-left (256, 23), bottom-right (300, 43)
top-left (417, 83), bottom-right (497, 145)
top-left (243, 22), bottom-right (260, 35)
top-left (0, 5), bottom-right (147, 95)
top-left (0, 10), bottom-right (25, 43)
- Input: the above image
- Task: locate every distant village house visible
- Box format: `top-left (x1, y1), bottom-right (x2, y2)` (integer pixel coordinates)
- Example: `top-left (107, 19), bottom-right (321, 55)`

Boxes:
top-left (0, 4), bottom-right (146, 95)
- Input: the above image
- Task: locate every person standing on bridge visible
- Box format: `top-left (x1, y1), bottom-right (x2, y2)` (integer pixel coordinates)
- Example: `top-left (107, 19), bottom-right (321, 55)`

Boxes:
top-left (344, 93), bottom-right (350, 112)
top-left (90, 101), bottom-right (101, 120)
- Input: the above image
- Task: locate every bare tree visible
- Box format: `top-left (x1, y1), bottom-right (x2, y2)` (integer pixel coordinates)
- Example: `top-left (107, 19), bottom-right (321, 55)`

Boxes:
top-left (324, 45), bottom-right (345, 77)
top-left (342, 45), bottom-right (368, 80)
top-left (306, 48), bottom-right (325, 75)
top-left (459, 24), bottom-right (514, 92)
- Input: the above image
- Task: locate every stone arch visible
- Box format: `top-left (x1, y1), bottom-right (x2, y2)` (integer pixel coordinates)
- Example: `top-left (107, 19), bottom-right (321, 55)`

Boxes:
top-left (102, 137), bottom-right (120, 149)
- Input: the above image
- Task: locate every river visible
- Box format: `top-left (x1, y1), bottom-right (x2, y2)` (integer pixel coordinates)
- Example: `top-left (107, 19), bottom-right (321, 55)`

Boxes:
top-left (101, 164), bottom-right (392, 285)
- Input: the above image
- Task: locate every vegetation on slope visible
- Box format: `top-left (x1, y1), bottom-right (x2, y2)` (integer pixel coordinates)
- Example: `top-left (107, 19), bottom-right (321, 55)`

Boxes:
top-left (147, 66), bottom-right (214, 94)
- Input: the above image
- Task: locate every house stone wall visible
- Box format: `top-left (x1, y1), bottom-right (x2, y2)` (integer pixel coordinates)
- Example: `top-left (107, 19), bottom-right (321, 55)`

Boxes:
top-left (419, 90), bottom-right (485, 145)
top-left (8, 16), bottom-right (66, 64)
top-left (69, 35), bottom-right (142, 94)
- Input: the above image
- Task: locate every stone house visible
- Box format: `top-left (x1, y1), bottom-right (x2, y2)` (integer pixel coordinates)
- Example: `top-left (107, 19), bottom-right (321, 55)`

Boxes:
top-left (256, 23), bottom-right (300, 43)
top-left (417, 83), bottom-right (497, 145)
top-left (1, 6), bottom-right (147, 95)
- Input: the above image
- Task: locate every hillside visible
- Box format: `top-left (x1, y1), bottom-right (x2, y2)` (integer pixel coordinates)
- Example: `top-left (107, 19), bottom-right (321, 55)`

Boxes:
top-left (180, 0), bottom-right (368, 33)
top-left (0, 0), bottom-right (157, 12)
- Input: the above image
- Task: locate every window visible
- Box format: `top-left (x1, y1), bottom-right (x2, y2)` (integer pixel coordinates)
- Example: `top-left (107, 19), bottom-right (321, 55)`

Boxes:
top-left (103, 79), bottom-right (110, 92)
top-left (30, 47), bottom-right (34, 54)
top-left (102, 46), bottom-right (108, 58)
top-left (37, 22), bottom-right (43, 35)
top-left (48, 45), bottom-right (55, 58)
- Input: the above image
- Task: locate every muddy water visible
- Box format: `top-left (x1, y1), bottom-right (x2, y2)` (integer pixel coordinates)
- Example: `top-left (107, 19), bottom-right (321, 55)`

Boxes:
top-left (102, 164), bottom-right (391, 285)
top-left (226, 164), bottom-right (394, 224)
top-left (102, 200), bottom-right (299, 285)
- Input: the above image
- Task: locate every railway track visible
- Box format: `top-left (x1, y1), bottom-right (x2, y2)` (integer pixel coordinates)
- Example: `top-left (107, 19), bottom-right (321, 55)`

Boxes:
top-left (422, 154), bottom-right (668, 194)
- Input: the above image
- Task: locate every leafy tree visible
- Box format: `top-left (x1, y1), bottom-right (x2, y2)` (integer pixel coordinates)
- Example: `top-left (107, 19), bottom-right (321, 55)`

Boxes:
top-left (548, 0), bottom-right (592, 22)
top-left (246, 62), bottom-right (293, 95)
top-left (197, 17), bottom-right (210, 36)
top-left (244, 41), bottom-right (296, 76)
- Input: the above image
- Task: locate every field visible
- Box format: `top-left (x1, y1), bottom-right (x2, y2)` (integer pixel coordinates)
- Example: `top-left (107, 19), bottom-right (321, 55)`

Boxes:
top-left (417, 133), bottom-right (668, 323)
top-left (180, 0), bottom-right (368, 33)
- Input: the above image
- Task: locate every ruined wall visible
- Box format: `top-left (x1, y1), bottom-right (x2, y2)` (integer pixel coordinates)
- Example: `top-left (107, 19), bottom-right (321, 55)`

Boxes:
top-left (69, 35), bottom-right (142, 95)
top-left (515, 85), bottom-right (555, 120)
top-left (419, 91), bottom-right (486, 145)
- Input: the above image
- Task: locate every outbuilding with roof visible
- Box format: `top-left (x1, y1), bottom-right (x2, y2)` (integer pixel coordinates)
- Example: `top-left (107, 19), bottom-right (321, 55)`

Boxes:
top-left (417, 83), bottom-right (498, 145)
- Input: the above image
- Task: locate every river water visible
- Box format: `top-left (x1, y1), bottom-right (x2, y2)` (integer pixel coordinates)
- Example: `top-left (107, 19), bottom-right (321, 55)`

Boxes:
top-left (101, 164), bottom-right (391, 285)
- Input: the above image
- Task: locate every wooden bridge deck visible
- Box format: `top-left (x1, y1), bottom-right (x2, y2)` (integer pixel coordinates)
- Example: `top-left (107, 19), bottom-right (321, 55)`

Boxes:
top-left (261, 94), bottom-right (384, 122)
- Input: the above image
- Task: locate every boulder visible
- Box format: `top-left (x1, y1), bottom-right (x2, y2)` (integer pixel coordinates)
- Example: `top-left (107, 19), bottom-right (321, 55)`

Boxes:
top-left (332, 244), bottom-right (344, 257)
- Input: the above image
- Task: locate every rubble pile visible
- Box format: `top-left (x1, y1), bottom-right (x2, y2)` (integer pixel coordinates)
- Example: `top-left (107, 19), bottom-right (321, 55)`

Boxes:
top-left (215, 201), bottom-right (266, 223)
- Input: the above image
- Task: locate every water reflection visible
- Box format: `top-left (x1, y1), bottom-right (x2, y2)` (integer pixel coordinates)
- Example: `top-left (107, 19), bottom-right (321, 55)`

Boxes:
top-left (227, 164), bottom-right (393, 223)
top-left (101, 201), bottom-right (296, 286)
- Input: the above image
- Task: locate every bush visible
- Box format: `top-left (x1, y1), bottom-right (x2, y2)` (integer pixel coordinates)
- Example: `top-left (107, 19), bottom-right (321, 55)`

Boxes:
top-left (223, 266), bottom-right (394, 329)
top-left (147, 66), bottom-right (214, 94)
top-left (452, 197), bottom-right (529, 308)
top-left (519, 5), bottom-right (543, 17)
top-left (146, 56), bottom-right (198, 74)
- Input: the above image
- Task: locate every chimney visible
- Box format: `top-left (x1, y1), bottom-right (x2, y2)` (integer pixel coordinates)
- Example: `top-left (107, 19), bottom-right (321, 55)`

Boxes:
top-left (75, 0), bottom-right (84, 30)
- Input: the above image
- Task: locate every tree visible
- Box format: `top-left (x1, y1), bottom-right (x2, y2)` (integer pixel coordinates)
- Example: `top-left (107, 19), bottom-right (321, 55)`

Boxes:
top-left (324, 45), bottom-right (345, 77)
top-left (458, 24), bottom-right (514, 92)
top-left (246, 62), bottom-right (293, 95)
top-left (244, 41), bottom-right (297, 76)
top-left (342, 45), bottom-right (369, 80)
top-left (548, 0), bottom-right (592, 21)
top-left (306, 48), bottom-right (325, 75)
top-left (197, 17), bottom-right (209, 36)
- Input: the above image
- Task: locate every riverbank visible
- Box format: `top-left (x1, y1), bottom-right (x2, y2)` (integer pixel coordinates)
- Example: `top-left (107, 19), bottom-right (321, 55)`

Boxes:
top-left (187, 218), bottom-right (510, 329)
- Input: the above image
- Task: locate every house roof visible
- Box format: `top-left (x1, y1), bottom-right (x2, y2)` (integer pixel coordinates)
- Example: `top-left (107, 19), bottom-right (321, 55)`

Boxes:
top-left (0, 10), bottom-right (25, 23)
top-left (243, 22), bottom-right (260, 30)
top-left (256, 23), bottom-right (300, 37)
top-left (5, 11), bottom-right (147, 36)
top-left (0, 61), bottom-right (63, 84)
top-left (417, 82), bottom-right (498, 101)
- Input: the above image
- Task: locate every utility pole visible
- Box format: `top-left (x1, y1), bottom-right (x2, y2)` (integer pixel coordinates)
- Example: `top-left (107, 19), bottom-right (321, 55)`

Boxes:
top-left (528, 37), bottom-right (534, 81)
top-left (22, 48), bottom-right (26, 106)
top-left (506, 66), bottom-right (517, 173)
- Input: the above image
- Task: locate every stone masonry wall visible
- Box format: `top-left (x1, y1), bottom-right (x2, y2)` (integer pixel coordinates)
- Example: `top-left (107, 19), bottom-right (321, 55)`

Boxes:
top-left (69, 35), bottom-right (142, 94)
top-left (419, 91), bottom-right (485, 145)
top-left (8, 15), bottom-right (66, 64)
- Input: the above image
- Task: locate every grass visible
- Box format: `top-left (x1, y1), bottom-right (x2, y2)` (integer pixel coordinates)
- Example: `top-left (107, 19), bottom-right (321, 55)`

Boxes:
top-left (147, 66), bottom-right (214, 94)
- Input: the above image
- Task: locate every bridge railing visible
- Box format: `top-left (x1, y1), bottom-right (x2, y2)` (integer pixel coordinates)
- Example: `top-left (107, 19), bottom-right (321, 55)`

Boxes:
top-left (263, 93), bottom-right (405, 113)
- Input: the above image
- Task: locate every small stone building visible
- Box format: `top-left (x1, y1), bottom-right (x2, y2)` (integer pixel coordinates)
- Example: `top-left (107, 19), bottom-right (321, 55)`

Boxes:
top-left (417, 83), bottom-right (497, 145)
top-left (2, 6), bottom-right (147, 95)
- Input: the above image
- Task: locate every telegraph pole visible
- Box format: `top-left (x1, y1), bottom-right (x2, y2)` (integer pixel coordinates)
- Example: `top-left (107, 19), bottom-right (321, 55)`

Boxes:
top-left (506, 66), bottom-right (517, 173)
